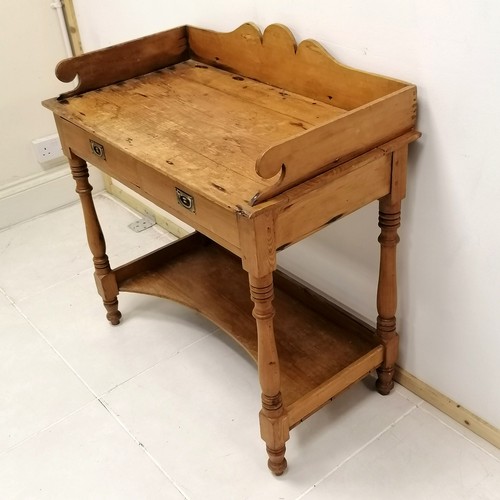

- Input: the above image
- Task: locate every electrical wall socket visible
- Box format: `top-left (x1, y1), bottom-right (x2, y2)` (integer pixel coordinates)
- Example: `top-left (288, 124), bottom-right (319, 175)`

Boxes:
top-left (32, 134), bottom-right (64, 165)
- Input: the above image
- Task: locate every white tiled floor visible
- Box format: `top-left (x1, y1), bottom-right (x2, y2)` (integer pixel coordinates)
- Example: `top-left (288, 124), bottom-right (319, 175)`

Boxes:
top-left (1, 193), bottom-right (499, 499)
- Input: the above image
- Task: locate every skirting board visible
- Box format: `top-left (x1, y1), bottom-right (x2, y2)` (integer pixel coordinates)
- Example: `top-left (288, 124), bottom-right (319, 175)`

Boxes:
top-left (0, 165), bottom-right (104, 230)
top-left (106, 178), bottom-right (499, 451)
top-left (395, 366), bottom-right (500, 449)
top-left (104, 176), bottom-right (193, 238)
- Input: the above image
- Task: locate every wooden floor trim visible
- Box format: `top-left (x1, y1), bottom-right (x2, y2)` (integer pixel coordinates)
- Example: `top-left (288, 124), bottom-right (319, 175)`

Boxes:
top-left (395, 366), bottom-right (499, 449)
top-left (61, 0), bottom-right (83, 55)
top-left (105, 177), bottom-right (191, 239)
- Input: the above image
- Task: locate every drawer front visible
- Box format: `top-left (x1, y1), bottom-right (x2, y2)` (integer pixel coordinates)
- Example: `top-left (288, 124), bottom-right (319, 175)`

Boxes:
top-left (55, 116), bottom-right (241, 255)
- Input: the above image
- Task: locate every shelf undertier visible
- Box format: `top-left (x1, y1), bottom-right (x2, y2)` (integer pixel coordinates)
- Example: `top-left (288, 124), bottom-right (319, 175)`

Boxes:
top-left (115, 234), bottom-right (383, 427)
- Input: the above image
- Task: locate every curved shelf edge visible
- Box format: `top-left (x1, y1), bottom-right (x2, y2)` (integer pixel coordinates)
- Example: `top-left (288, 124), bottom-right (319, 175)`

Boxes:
top-left (113, 234), bottom-right (383, 415)
top-left (119, 284), bottom-right (259, 365)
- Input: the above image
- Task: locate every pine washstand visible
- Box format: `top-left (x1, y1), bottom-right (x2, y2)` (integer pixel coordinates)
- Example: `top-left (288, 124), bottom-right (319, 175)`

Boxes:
top-left (43, 23), bottom-right (420, 475)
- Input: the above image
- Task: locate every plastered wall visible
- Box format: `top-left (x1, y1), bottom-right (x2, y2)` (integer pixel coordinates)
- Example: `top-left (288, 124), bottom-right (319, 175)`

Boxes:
top-left (0, 1), bottom-right (71, 186)
top-left (0, 2), bottom-right (105, 228)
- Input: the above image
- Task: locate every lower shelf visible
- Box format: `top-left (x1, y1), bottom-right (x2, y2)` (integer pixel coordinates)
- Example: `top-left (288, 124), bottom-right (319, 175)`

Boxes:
top-left (114, 233), bottom-right (383, 427)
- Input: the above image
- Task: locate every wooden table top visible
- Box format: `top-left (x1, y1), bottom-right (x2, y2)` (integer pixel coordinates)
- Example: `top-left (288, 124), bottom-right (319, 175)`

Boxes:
top-left (44, 59), bottom-right (345, 211)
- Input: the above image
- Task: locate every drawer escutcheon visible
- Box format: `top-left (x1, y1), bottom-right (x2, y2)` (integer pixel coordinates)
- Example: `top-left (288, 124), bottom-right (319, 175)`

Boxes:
top-left (90, 140), bottom-right (106, 159)
top-left (176, 188), bottom-right (196, 213)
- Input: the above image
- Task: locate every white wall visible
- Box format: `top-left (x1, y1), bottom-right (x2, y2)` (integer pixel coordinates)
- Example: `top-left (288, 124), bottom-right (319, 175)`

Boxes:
top-left (73, 0), bottom-right (500, 429)
top-left (0, 1), bottom-right (103, 229)
top-left (73, 0), bottom-right (256, 50)
top-left (0, 1), bottom-right (67, 185)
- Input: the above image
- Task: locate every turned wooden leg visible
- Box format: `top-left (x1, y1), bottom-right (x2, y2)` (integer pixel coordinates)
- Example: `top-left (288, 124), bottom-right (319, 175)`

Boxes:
top-left (69, 156), bottom-right (121, 325)
top-left (375, 197), bottom-right (401, 395)
top-left (249, 273), bottom-right (289, 475)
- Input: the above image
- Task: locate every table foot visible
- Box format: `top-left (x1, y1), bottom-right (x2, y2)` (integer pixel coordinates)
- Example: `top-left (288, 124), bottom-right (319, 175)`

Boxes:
top-left (267, 445), bottom-right (287, 475)
top-left (104, 298), bottom-right (122, 325)
top-left (376, 366), bottom-right (395, 395)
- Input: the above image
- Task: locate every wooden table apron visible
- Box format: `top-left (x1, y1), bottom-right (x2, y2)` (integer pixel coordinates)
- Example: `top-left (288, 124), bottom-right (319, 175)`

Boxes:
top-left (43, 22), bottom-right (420, 475)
